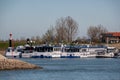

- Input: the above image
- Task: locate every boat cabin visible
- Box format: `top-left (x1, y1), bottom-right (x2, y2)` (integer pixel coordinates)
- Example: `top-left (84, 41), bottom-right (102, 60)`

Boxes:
top-left (64, 46), bottom-right (79, 52)
top-left (35, 46), bottom-right (53, 52)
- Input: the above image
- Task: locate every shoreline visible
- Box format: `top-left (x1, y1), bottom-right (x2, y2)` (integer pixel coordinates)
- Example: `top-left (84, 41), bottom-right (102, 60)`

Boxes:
top-left (0, 54), bottom-right (42, 70)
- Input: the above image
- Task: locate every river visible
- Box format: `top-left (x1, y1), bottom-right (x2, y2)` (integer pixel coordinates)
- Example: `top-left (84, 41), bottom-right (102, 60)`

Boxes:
top-left (0, 58), bottom-right (120, 80)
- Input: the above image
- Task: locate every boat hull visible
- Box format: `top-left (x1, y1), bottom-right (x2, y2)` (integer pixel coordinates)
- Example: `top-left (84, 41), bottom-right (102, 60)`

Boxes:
top-left (5, 52), bottom-right (21, 58)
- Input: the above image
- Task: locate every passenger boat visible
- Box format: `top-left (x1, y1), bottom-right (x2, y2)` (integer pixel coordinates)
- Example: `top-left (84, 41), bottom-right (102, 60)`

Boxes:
top-left (60, 46), bottom-right (81, 58)
top-left (30, 45), bottom-right (108, 58)
top-left (18, 44), bottom-right (116, 58)
top-left (96, 47), bottom-right (115, 58)
top-left (50, 46), bottom-right (61, 58)
top-left (20, 47), bottom-right (34, 58)
top-left (114, 49), bottom-right (120, 58)
top-left (5, 47), bottom-right (21, 58)
top-left (31, 46), bottom-right (53, 58)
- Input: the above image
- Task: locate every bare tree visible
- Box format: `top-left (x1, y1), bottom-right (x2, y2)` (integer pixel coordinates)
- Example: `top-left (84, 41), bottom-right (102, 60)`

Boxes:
top-left (41, 16), bottom-right (78, 44)
top-left (87, 24), bottom-right (108, 43)
top-left (65, 16), bottom-right (78, 42)
top-left (31, 36), bottom-right (35, 41)
top-left (55, 17), bottom-right (66, 43)
top-left (55, 16), bottom-right (78, 43)
top-left (36, 35), bottom-right (41, 41)
top-left (42, 26), bottom-right (55, 44)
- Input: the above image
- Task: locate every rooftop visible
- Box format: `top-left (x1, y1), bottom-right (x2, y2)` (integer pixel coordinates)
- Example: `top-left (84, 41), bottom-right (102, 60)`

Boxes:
top-left (104, 32), bottom-right (120, 37)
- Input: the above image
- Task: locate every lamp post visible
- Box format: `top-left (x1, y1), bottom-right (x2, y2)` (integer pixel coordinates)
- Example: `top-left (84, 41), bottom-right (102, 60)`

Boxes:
top-left (9, 33), bottom-right (12, 47)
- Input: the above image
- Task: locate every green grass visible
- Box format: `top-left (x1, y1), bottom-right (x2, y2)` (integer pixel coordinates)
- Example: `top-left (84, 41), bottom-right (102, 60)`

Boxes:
top-left (0, 42), bottom-right (9, 50)
top-left (0, 41), bottom-right (26, 50)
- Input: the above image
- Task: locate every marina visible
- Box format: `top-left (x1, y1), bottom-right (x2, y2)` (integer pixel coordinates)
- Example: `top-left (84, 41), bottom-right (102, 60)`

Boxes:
top-left (0, 0), bottom-right (120, 80)
top-left (5, 44), bottom-right (119, 58)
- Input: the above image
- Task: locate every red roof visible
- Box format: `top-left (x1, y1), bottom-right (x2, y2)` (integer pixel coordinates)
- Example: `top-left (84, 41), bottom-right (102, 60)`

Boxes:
top-left (106, 32), bottom-right (120, 37)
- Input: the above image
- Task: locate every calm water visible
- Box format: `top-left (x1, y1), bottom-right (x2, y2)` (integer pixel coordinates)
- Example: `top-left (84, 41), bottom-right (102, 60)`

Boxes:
top-left (0, 58), bottom-right (120, 80)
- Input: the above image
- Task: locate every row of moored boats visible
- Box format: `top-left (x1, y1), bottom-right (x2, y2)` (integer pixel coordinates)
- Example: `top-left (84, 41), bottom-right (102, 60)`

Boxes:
top-left (5, 44), bottom-right (120, 58)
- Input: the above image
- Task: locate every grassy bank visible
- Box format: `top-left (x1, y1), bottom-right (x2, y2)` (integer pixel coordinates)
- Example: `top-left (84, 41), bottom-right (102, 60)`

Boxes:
top-left (0, 42), bottom-right (9, 50)
top-left (0, 41), bottom-right (26, 50)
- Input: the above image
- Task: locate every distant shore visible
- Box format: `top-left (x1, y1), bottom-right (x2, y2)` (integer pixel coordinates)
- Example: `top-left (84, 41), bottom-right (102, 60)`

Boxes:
top-left (0, 53), bottom-right (42, 70)
top-left (107, 43), bottom-right (120, 49)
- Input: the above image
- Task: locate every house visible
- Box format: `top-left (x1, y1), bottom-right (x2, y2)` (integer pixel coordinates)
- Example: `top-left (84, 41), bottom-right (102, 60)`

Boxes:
top-left (101, 32), bottom-right (120, 43)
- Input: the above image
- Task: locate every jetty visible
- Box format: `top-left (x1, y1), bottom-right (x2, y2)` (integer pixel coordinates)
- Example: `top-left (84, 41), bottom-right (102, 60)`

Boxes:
top-left (0, 53), bottom-right (42, 70)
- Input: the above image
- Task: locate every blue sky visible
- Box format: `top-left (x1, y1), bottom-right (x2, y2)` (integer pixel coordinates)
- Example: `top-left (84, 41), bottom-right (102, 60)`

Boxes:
top-left (0, 0), bottom-right (120, 40)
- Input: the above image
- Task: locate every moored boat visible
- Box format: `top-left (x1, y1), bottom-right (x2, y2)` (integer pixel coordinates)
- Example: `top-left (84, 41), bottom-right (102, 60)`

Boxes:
top-left (31, 46), bottom-right (53, 58)
top-left (19, 45), bottom-right (34, 58)
top-left (5, 47), bottom-right (21, 58)
top-left (96, 47), bottom-right (115, 58)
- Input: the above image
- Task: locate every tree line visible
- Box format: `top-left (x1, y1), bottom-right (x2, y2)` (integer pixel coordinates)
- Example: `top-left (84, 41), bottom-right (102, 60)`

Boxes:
top-left (40, 16), bottom-right (107, 44)
top-left (42, 16), bottom-right (78, 44)
top-left (0, 16), bottom-right (108, 45)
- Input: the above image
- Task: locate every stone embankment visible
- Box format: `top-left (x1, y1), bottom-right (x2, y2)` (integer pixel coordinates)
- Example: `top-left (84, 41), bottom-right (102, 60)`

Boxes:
top-left (0, 54), bottom-right (42, 70)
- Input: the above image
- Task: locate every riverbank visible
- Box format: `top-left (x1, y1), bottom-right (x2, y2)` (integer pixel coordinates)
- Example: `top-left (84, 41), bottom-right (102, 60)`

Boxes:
top-left (0, 51), bottom-right (5, 56)
top-left (107, 43), bottom-right (120, 49)
top-left (0, 54), bottom-right (42, 70)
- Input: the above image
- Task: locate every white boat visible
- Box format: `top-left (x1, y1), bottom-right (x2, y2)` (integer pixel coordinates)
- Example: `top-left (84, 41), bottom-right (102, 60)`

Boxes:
top-left (31, 52), bottom-right (52, 58)
top-left (31, 46), bottom-right (53, 58)
top-left (50, 53), bottom-right (61, 58)
top-left (19, 44), bottom-right (116, 58)
top-left (20, 46), bottom-right (34, 58)
top-left (5, 47), bottom-right (21, 58)
top-left (96, 47), bottom-right (115, 58)
top-left (21, 50), bottom-right (33, 58)
top-left (96, 52), bottom-right (114, 58)
top-left (79, 47), bottom-right (96, 58)
top-left (60, 46), bottom-right (81, 58)
top-left (50, 46), bottom-right (62, 58)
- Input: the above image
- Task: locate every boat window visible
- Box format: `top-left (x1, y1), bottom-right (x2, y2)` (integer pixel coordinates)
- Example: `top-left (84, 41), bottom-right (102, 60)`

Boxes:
top-left (65, 48), bottom-right (79, 52)
top-left (7, 48), bottom-right (14, 52)
top-left (23, 50), bottom-right (33, 53)
top-left (24, 47), bottom-right (34, 51)
top-left (107, 49), bottom-right (115, 53)
top-left (82, 49), bottom-right (86, 52)
top-left (35, 46), bottom-right (53, 52)
top-left (35, 47), bottom-right (44, 52)
top-left (54, 48), bottom-right (61, 51)
top-left (7, 49), bottom-right (10, 52)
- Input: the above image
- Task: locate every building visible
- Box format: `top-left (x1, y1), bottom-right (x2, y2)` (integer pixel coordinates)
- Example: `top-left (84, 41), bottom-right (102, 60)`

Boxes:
top-left (101, 32), bottom-right (120, 43)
